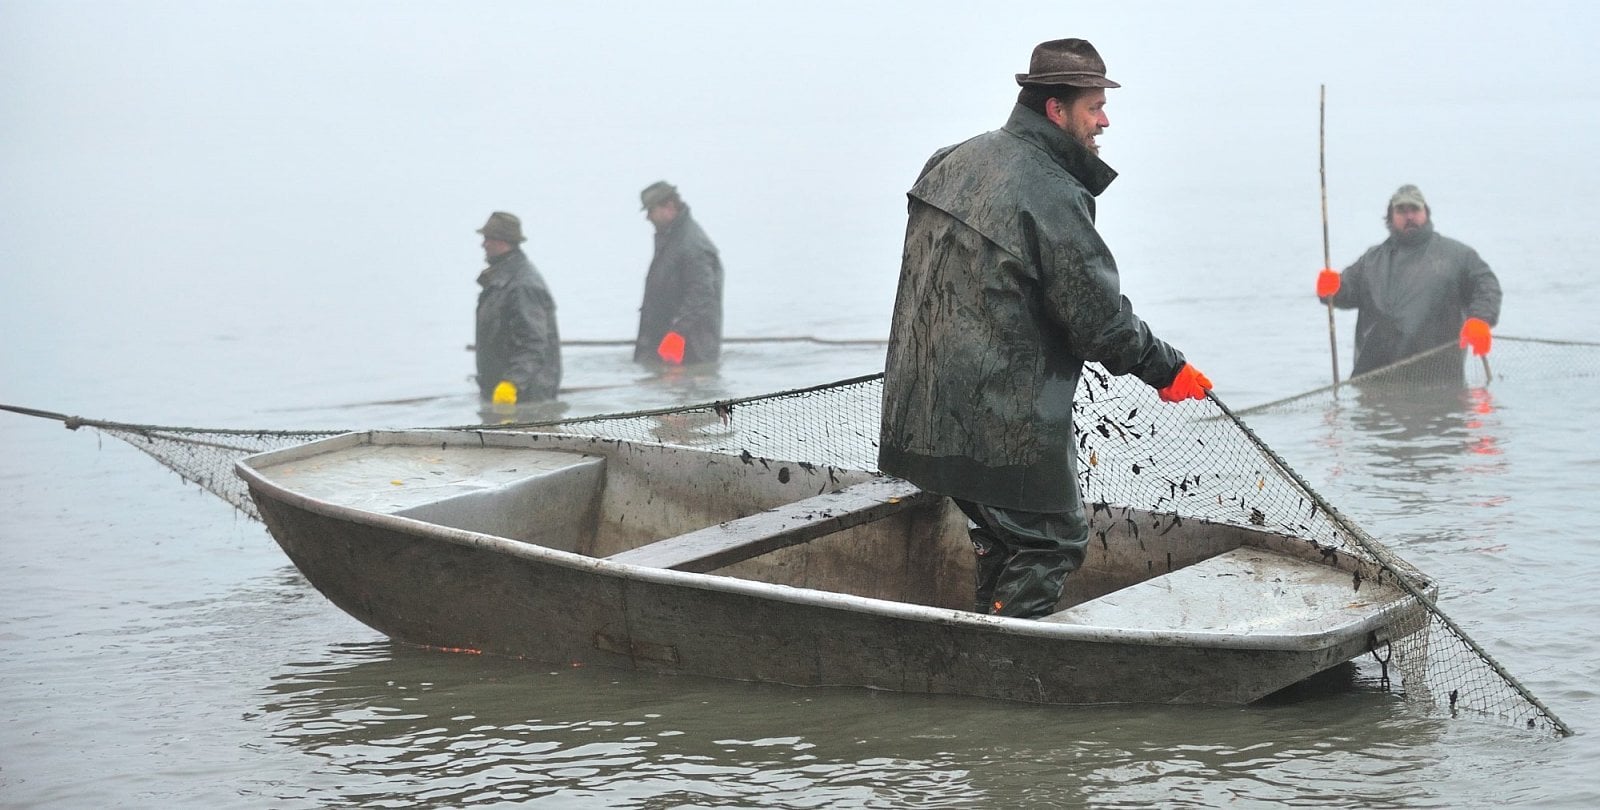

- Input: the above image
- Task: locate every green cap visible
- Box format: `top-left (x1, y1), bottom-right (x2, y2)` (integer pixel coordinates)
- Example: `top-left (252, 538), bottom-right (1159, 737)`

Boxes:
top-left (640, 181), bottom-right (679, 210)
top-left (1389, 184), bottom-right (1428, 210)
top-left (476, 211), bottom-right (525, 243)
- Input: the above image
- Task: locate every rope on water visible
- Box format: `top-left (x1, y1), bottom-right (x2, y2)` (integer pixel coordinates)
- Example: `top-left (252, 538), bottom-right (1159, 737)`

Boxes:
top-left (560, 335), bottom-right (887, 347)
top-left (0, 402), bottom-right (347, 437)
top-left (0, 372), bottom-right (889, 438)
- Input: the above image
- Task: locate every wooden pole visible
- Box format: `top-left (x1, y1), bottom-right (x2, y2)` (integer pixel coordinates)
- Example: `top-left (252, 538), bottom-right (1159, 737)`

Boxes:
top-left (1320, 84), bottom-right (1340, 387)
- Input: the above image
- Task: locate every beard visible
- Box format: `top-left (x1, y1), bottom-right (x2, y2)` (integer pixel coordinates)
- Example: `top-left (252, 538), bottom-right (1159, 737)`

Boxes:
top-left (1389, 219), bottom-right (1433, 247)
top-left (1067, 123), bottom-right (1101, 154)
top-left (1054, 115), bottom-right (1102, 154)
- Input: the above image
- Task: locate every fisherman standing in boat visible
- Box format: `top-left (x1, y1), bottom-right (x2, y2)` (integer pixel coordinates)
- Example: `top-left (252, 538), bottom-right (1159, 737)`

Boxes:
top-left (634, 181), bottom-right (724, 367)
top-left (879, 38), bottom-right (1213, 620)
top-left (474, 211), bottom-right (562, 409)
top-left (1316, 184), bottom-right (1502, 380)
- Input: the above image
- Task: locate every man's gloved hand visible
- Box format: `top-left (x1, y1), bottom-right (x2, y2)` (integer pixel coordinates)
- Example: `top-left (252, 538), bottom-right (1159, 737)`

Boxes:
top-left (1158, 363), bottom-right (1213, 403)
top-left (657, 331), bottom-right (686, 365)
top-left (1460, 318), bottom-right (1493, 356)
top-left (1316, 268), bottom-right (1341, 298)
top-left (492, 380), bottom-right (518, 405)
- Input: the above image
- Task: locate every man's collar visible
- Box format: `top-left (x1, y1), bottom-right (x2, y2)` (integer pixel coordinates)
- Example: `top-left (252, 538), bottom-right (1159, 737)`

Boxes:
top-left (486, 247), bottom-right (522, 266)
top-left (479, 248), bottom-right (522, 285)
top-left (1001, 103), bottom-right (1118, 196)
top-left (655, 205), bottom-right (691, 237)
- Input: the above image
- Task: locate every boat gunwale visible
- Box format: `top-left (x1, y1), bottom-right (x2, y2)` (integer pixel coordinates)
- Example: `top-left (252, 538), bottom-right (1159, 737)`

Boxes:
top-left (235, 429), bottom-right (1426, 654)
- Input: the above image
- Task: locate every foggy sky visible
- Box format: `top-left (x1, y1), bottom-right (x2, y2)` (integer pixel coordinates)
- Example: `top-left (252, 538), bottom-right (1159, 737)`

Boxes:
top-left (4, 1), bottom-right (1598, 411)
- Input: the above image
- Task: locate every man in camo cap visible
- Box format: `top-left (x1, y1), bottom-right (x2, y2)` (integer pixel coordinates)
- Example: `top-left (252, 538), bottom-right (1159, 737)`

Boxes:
top-left (1316, 184), bottom-right (1502, 378)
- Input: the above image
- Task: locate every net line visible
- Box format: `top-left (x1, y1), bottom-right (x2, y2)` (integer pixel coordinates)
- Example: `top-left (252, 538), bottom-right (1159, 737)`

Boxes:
top-left (0, 360), bottom-right (1573, 737)
top-left (1234, 335), bottom-right (1600, 417)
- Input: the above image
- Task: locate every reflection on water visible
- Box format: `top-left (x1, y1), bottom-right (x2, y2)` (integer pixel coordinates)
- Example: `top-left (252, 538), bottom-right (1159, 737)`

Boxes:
top-left (310, 346), bottom-right (865, 433)
top-left (250, 639), bottom-right (1451, 808)
top-left (477, 397), bottom-right (571, 426)
top-left (1266, 376), bottom-right (1508, 521)
top-left (1343, 382), bottom-right (1512, 549)
top-left (1347, 379), bottom-right (1502, 470)
top-left (473, 359), bottom-right (731, 428)
top-left (257, 643), bottom-right (995, 807)
top-left (482, 363), bottom-right (741, 447)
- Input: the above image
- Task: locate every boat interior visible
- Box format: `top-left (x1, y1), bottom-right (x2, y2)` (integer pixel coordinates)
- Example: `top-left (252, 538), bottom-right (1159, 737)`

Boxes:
top-left (244, 430), bottom-right (1417, 637)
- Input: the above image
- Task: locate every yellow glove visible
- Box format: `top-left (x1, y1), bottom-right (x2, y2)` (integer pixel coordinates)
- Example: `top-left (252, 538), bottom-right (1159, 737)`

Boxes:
top-left (492, 380), bottom-right (518, 405)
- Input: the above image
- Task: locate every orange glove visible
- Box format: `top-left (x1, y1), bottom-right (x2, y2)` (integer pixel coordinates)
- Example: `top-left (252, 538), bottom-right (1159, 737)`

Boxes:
top-left (1460, 317), bottom-right (1492, 356)
top-left (1316, 268), bottom-right (1341, 298)
top-left (656, 330), bottom-right (686, 365)
top-left (1158, 363), bottom-right (1213, 403)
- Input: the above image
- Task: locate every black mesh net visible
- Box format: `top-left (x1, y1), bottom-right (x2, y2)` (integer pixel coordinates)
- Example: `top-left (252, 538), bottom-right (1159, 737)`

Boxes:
top-left (3, 349), bottom-right (1573, 737)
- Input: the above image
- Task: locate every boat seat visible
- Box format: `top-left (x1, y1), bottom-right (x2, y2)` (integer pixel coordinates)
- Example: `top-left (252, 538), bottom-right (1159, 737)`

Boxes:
top-left (391, 450), bottom-right (606, 551)
top-left (1041, 546), bottom-right (1381, 637)
top-left (605, 476), bottom-right (938, 573)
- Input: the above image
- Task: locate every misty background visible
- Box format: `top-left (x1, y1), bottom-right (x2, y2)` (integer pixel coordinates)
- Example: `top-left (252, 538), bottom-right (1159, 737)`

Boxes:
top-left (4, 1), bottom-right (1598, 417)
top-left (6, 4), bottom-right (1600, 805)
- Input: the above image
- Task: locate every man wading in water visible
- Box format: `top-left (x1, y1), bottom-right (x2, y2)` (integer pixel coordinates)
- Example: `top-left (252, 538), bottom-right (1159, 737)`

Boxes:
top-left (1316, 184), bottom-right (1502, 381)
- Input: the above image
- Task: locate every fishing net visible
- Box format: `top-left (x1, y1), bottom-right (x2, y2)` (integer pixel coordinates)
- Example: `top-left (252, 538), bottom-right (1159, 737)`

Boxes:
top-left (1, 350), bottom-right (1572, 738)
top-left (2, 412), bottom-right (348, 523)
top-left (1234, 335), bottom-right (1600, 417)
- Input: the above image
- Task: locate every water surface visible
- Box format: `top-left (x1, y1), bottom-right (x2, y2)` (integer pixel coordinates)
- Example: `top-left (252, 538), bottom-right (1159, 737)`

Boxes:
top-left (4, 3), bottom-right (1598, 807)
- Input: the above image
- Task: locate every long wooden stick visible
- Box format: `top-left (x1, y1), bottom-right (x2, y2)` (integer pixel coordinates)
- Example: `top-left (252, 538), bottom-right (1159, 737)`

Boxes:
top-left (1320, 84), bottom-right (1339, 387)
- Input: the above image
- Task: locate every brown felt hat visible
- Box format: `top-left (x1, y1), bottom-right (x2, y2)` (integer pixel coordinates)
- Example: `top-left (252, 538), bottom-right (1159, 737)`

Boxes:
top-left (476, 211), bottom-right (525, 243)
top-left (1015, 38), bottom-right (1121, 89)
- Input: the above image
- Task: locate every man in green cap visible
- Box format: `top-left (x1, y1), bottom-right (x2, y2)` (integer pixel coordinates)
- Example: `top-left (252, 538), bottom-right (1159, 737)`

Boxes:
top-left (474, 211), bottom-right (561, 408)
top-left (634, 181), bottom-right (724, 366)
top-left (879, 38), bottom-right (1213, 620)
top-left (1316, 184), bottom-right (1502, 378)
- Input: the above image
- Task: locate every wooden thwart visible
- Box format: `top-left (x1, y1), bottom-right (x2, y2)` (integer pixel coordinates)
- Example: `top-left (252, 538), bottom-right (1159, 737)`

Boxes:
top-left (607, 477), bottom-right (937, 573)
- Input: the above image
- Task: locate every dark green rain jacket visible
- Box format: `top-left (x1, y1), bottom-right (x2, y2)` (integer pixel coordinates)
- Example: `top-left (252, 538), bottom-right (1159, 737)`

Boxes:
top-left (476, 248), bottom-right (561, 401)
top-left (634, 206), bottom-right (724, 365)
top-left (879, 104), bottom-right (1185, 513)
top-left (1325, 222), bottom-right (1501, 375)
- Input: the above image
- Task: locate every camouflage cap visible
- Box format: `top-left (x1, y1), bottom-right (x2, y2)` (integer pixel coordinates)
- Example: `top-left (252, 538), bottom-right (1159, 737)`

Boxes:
top-left (476, 211), bottom-right (525, 243)
top-left (1389, 184), bottom-right (1428, 210)
top-left (639, 181), bottom-right (679, 210)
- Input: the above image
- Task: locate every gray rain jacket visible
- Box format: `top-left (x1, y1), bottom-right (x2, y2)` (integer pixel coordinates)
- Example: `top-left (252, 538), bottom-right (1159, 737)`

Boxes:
top-left (634, 206), bottom-right (724, 365)
top-left (476, 248), bottom-right (561, 401)
top-left (1325, 222), bottom-right (1501, 375)
top-left (879, 104), bottom-right (1186, 513)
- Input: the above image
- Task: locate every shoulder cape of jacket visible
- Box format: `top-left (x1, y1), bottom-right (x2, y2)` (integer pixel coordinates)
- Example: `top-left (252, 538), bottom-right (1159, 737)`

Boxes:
top-left (879, 104), bottom-right (1185, 513)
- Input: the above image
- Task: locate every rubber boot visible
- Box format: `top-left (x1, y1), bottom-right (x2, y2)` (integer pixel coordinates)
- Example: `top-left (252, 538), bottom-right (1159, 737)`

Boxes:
top-left (987, 548), bottom-right (1076, 619)
top-left (969, 528), bottom-right (1008, 614)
